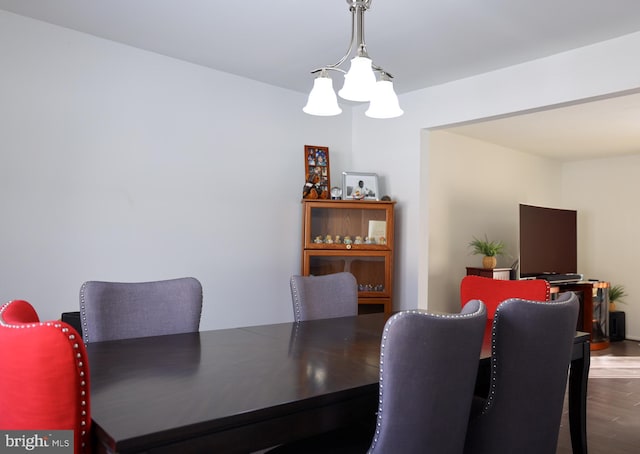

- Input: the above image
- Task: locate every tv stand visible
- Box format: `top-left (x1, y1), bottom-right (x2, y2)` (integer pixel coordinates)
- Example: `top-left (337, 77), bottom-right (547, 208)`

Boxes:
top-left (536, 273), bottom-right (583, 284)
top-left (551, 281), bottom-right (608, 351)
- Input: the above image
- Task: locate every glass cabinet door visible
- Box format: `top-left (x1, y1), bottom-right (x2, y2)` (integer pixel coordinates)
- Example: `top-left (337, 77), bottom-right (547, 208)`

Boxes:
top-left (303, 200), bottom-right (394, 250)
top-left (304, 251), bottom-right (391, 298)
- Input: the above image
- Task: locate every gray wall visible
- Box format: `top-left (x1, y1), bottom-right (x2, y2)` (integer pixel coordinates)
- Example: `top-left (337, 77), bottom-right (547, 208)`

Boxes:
top-left (0, 11), bottom-right (353, 329)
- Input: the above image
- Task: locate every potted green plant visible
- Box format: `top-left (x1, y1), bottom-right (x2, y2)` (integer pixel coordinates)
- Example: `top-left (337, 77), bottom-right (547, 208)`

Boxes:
top-left (469, 235), bottom-right (505, 269)
top-left (608, 284), bottom-right (627, 312)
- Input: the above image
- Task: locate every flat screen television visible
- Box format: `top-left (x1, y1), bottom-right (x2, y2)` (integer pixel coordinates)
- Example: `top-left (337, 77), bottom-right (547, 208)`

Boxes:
top-left (518, 204), bottom-right (577, 278)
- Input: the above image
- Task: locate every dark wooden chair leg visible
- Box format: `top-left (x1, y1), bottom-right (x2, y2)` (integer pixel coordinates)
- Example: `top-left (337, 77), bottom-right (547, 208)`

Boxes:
top-left (568, 340), bottom-right (590, 454)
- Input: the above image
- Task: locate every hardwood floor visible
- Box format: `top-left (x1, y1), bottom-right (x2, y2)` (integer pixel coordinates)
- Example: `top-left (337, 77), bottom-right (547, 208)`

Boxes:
top-left (556, 340), bottom-right (640, 453)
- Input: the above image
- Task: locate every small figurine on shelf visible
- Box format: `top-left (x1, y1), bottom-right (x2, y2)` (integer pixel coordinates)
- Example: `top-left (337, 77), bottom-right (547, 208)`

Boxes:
top-left (343, 236), bottom-right (353, 245)
top-left (335, 235), bottom-right (342, 244)
top-left (365, 236), bottom-right (376, 244)
top-left (324, 235), bottom-right (333, 244)
top-left (354, 236), bottom-right (363, 244)
top-left (378, 236), bottom-right (387, 245)
top-left (314, 236), bottom-right (323, 244)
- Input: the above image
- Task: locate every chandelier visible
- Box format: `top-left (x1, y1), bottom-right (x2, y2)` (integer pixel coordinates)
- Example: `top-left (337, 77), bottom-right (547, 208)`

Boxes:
top-left (303, 0), bottom-right (403, 119)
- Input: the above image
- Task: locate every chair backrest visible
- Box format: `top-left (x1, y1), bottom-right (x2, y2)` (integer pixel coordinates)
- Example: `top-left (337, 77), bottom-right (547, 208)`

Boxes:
top-left (290, 272), bottom-right (358, 322)
top-left (80, 277), bottom-right (203, 343)
top-left (0, 300), bottom-right (91, 454)
top-left (368, 300), bottom-right (487, 454)
top-left (463, 292), bottom-right (579, 454)
top-left (460, 275), bottom-right (550, 319)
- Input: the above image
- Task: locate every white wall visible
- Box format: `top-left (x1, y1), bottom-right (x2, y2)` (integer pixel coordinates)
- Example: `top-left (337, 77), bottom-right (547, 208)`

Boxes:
top-left (562, 155), bottom-right (640, 339)
top-left (426, 131), bottom-right (562, 313)
top-left (0, 11), bottom-right (352, 329)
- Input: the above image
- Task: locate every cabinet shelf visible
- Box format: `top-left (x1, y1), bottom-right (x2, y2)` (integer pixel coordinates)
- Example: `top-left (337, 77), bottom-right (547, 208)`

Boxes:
top-left (305, 243), bottom-right (391, 251)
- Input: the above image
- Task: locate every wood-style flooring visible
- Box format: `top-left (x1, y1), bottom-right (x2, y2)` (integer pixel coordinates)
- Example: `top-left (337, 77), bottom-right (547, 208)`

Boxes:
top-left (556, 340), bottom-right (640, 453)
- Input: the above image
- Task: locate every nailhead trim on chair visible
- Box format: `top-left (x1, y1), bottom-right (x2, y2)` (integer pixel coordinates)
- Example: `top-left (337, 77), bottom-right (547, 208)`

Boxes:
top-left (79, 282), bottom-right (90, 344)
top-left (290, 278), bottom-right (302, 322)
top-left (0, 301), bottom-right (91, 452)
top-left (369, 305), bottom-right (486, 452)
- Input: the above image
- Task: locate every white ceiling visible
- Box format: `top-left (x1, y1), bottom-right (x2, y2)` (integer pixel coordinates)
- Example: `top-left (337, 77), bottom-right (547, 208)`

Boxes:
top-left (2, 0), bottom-right (640, 161)
top-left (443, 92), bottom-right (640, 161)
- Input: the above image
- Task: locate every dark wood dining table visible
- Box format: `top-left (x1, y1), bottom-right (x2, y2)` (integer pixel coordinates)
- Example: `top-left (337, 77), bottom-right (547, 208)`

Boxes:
top-left (87, 313), bottom-right (590, 454)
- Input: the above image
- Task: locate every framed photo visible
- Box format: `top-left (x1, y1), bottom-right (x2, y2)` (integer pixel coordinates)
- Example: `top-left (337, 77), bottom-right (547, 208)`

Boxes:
top-left (342, 172), bottom-right (379, 201)
top-left (303, 145), bottom-right (330, 199)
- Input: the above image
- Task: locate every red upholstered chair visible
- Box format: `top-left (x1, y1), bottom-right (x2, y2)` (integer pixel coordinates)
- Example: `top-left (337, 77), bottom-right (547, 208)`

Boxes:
top-left (0, 300), bottom-right (91, 454)
top-left (460, 275), bottom-right (550, 320)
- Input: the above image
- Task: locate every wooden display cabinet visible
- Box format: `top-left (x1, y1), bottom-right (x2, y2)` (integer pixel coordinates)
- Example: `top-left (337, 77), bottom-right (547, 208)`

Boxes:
top-left (301, 200), bottom-right (395, 313)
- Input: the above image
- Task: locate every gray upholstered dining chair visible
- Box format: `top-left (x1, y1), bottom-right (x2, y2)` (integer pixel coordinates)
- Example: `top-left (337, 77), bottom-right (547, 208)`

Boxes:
top-left (463, 291), bottom-right (579, 454)
top-left (290, 272), bottom-right (358, 322)
top-left (268, 300), bottom-right (487, 454)
top-left (79, 277), bottom-right (203, 343)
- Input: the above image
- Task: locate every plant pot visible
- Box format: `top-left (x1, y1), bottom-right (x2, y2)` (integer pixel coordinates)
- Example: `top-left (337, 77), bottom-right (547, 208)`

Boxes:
top-left (609, 302), bottom-right (616, 312)
top-left (482, 256), bottom-right (497, 269)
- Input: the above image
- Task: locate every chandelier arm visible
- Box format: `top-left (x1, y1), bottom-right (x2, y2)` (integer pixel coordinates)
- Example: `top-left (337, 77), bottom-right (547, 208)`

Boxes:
top-left (323, 5), bottom-right (357, 70)
top-left (353, 1), bottom-right (396, 79)
top-left (371, 65), bottom-right (394, 79)
top-left (308, 0), bottom-right (379, 74)
top-left (310, 67), bottom-right (347, 75)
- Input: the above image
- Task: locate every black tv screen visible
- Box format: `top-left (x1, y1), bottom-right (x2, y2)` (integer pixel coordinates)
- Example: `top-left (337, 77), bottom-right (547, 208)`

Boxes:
top-left (519, 204), bottom-right (577, 278)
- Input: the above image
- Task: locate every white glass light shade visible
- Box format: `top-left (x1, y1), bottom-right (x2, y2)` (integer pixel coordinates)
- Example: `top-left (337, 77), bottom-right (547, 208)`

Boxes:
top-left (303, 75), bottom-right (342, 116)
top-left (365, 79), bottom-right (404, 119)
top-left (338, 56), bottom-right (376, 102)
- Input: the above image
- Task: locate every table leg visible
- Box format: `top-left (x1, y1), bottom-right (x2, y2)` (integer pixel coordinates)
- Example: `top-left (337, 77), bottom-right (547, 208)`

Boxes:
top-left (568, 340), bottom-right (590, 454)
